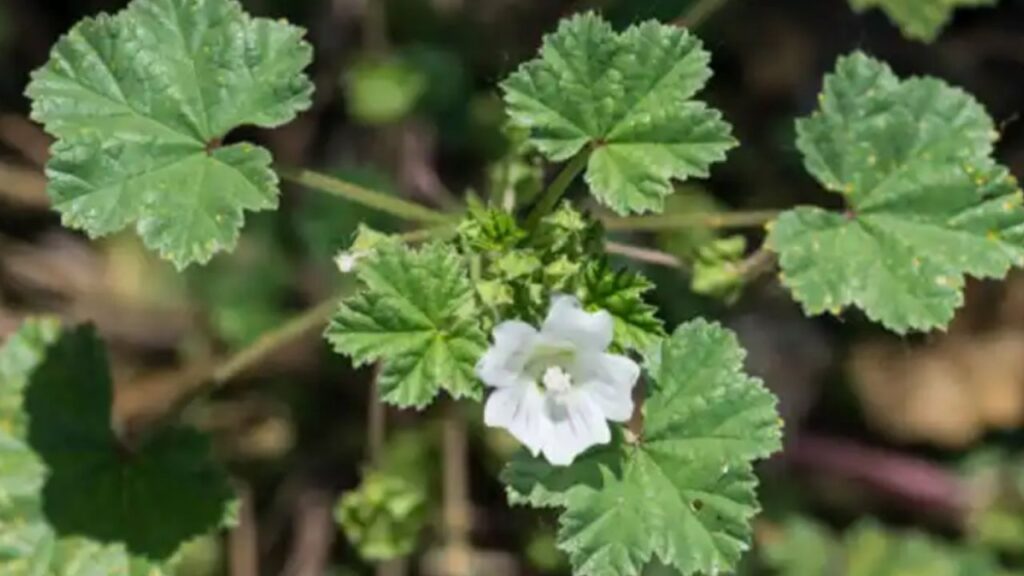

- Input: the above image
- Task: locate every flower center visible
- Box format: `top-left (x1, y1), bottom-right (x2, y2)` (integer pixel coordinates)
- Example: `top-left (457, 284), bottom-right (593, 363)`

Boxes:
top-left (525, 340), bottom-right (576, 378)
top-left (541, 366), bottom-right (573, 393)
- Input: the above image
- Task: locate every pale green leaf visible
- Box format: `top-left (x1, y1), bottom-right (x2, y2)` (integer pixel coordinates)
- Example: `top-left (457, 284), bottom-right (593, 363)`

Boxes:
top-left (503, 320), bottom-right (782, 576)
top-left (501, 13), bottom-right (735, 215)
top-left (27, 0), bottom-right (313, 268)
top-left (767, 52), bottom-right (1024, 334)
top-left (849, 0), bottom-right (997, 42)
top-left (326, 242), bottom-right (487, 409)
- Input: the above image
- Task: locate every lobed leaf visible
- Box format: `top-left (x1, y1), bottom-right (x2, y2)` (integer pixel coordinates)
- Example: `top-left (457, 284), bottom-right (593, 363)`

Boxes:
top-left (27, 0), bottom-right (313, 268)
top-left (502, 320), bottom-right (782, 576)
top-left (501, 13), bottom-right (735, 215)
top-left (326, 242), bottom-right (487, 409)
top-left (768, 52), bottom-right (1024, 333)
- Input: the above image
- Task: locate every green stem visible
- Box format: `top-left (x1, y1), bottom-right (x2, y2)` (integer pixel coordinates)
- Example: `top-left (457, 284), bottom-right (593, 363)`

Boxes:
top-left (603, 209), bottom-right (779, 232)
top-left (124, 297), bottom-right (341, 450)
top-left (278, 166), bottom-right (453, 225)
top-left (212, 297), bottom-right (340, 385)
top-left (525, 150), bottom-right (590, 229)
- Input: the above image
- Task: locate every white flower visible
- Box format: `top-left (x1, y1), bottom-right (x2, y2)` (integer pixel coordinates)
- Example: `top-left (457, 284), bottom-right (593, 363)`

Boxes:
top-left (476, 295), bottom-right (640, 466)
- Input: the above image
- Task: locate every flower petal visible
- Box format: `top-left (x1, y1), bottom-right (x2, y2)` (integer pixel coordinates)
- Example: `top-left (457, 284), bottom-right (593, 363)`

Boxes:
top-left (476, 320), bottom-right (538, 388)
top-left (577, 353), bottom-right (640, 422)
top-left (484, 383), bottom-right (549, 456)
top-left (541, 391), bottom-right (611, 466)
top-left (541, 294), bottom-right (613, 353)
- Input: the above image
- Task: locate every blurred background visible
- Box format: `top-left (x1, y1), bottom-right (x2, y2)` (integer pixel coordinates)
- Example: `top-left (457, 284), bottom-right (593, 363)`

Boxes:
top-left (2, 0), bottom-right (1024, 574)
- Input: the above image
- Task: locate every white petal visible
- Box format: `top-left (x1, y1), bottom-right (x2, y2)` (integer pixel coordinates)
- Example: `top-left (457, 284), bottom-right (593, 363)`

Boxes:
top-left (541, 294), bottom-right (614, 353)
top-left (541, 391), bottom-right (611, 466)
top-left (577, 353), bottom-right (639, 422)
top-left (484, 383), bottom-right (549, 456)
top-left (475, 320), bottom-right (538, 388)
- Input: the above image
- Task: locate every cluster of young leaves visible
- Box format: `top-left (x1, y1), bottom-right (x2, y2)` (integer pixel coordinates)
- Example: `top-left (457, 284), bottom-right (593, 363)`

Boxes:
top-left (502, 12), bottom-right (736, 215)
top-left (848, 0), bottom-right (997, 42)
top-left (503, 321), bottom-right (782, 576)
top-left (767, 51), bottom-right (1024, 334)
top-left (459, 202), bottom-right (665, 351)
top-left (26, 0), bottom-right (314, 269)
top-left (334, 430), bottom-right (437, 561)
top-left (0, 319), bottom-right (235, 573)
top-left (762, 517), bottom-right (1018, 576)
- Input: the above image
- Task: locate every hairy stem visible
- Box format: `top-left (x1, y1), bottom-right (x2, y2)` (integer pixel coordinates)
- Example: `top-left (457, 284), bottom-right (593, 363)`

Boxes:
top-left (442, 404), bottom-right (473, 576)
top-left (122, 297), bottom-right (340, 449)
top-left (676, 0), bottom-right (733, 28)
top-left (731, 246), bottom-right (777, 283)
top-left (278, 166), bottom-right (453, 225)
top-left (525, 150), bottom-right (590, 229)
top-left (603, 209), bottom-right (778, 232)
top-left (605, 241), bottom-right (685, 269)
top-left (212, 297), bottom-right (340, 385)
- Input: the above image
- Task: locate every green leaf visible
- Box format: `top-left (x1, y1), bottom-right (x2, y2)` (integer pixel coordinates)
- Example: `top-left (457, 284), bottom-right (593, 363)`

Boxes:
top-left (578, 260), bottom-right (665, 353)
top-left (849, 0), bottom-right (996, 42)
top-left (326, 242), bottom-right (487, 409)
top-left (767, 52), bottom-right (1024, 334)
top-left (501, 13), bottom-right (735, 215)
top-left (27, 0), bottom-right (314, 268)
top-left (502, 320), bottom-right (782, 576)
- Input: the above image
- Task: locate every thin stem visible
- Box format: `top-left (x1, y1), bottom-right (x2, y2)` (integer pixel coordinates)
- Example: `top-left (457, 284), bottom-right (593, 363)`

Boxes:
top-left (525, 150), bottom-right (590, 229)
top-left (368, 367), bottom-right (386, 466)
top-left (731, 246), bottom-right (777, 283)
top-left (278, 166), bottom-right (453, 225)
top-left (213, 297), bottom-right (340, 385)
top-left (675, 0), bottom-right (732, 28)
top-left (605, 241), bottom-right (684, 269)
top-left (442, 404), bottom-right (473, 576)
top-left (603, 209), bottom-right (779, 232)
top-left (124, 297), bottom-right (340, 449)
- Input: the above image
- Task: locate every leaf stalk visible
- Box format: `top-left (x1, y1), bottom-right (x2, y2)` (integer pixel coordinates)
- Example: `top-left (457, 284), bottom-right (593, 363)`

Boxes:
top-left (278, 166), bottom-right (454, 225)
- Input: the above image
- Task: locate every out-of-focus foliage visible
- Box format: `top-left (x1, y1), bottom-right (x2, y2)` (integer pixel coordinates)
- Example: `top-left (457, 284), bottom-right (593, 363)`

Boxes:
top-left (336, 471), bottom-right (427, 560)
top-left (0, 319), bottom-right (216, 573)
top-left (345, 55), bottom-right (427, 125)
top-left (335, 429), bottom-right (437, 561)
top-left (848, 0), bottom-right (997, 42)
top-left (762, 518), bottom-right (1015, 576)
top-left (189, 215), bottom-right (291, 347)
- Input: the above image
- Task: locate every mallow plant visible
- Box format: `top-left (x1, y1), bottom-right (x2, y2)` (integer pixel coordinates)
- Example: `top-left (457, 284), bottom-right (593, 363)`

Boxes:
top-left (1, 0), bottom-right (1020, 574)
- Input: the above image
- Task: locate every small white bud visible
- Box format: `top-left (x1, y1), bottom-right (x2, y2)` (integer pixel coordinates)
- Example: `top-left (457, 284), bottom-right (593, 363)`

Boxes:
top-left (334, 251), bottom-right (360, 273)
